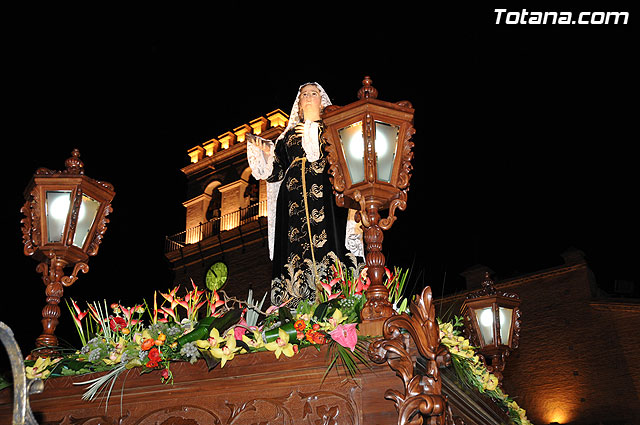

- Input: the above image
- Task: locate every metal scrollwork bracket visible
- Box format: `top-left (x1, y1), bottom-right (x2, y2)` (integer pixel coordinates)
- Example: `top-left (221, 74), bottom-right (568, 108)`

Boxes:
top-left (1, 321), bottom-right (43, 425)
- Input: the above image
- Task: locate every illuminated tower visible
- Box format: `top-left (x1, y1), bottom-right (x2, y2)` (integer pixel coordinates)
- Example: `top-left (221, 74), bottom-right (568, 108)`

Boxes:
top-left (164, 110), bottom-right (289, 301)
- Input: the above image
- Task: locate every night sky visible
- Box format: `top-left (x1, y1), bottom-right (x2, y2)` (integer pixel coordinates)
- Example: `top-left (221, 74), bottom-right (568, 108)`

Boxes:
top-left (2, 8), bottom-right (636, 357)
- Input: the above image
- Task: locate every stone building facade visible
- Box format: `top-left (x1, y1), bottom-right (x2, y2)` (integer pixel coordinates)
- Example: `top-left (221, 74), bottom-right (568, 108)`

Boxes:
top-left (164, 110), bottom-right (289, 303)
top-left (436, 248), bottom-right (640, 425)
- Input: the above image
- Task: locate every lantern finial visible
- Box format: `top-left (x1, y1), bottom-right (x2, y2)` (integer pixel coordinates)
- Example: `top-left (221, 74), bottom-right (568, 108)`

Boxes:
top-left (481, 271), bottom-right (497, 294)
top-left (65, 149), bottom-right (84, 175)
top-left (357, 76), bottom-right (378, 99)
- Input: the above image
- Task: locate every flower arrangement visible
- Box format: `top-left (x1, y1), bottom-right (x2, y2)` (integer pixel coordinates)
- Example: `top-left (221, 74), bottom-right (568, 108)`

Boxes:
top-left (318, 259), bottom-right (410, 314)
top-left (438, 316), bottom-right (533, 425)
top-left (18, 260), bottom-right (532, 425)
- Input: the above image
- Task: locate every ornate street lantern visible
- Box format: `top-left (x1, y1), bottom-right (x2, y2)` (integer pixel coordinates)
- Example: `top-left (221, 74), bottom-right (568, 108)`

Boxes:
top-left (20, 149), bottom-right (115, 349)
top-left (323, 77), bottom-right (415, 321)
top-left (461, 272), bottom-right (521, 383)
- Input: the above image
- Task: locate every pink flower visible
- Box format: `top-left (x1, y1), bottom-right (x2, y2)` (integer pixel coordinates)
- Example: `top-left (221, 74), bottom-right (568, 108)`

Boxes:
top-left (234, 317), bottom-right (248, 340)
top-left (329, 323), bottom-right (358, 352)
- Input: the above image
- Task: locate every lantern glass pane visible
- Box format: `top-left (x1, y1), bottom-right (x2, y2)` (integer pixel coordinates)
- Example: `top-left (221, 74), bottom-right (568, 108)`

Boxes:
top-left (73, 195), bottom-right (101, 248)
top-left (474, 307), bottom-right (494, 346)
top-left (46, 190), bottom-right (72, 243)
top-left (499, 307), bottom-right (513, 345)
top-left (338, 121), bottom-right (365, 184)
top-left (375, 121), bottom-right (399, 182)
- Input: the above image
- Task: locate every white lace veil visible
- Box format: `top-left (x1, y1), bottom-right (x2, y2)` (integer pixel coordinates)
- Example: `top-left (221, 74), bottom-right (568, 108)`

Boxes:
top-left (276, 82), bottom-right (332, 141)
top-left (255, 82), bottom-right (363, 259)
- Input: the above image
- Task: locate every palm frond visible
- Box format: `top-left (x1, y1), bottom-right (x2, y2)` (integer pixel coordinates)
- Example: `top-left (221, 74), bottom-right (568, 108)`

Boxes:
top-left (73, 362), bottom-right (127, 409)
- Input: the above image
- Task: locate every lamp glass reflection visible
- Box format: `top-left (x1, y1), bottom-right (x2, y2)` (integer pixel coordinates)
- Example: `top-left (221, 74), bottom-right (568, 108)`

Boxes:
top-left (374, 121), bottom-right (399, 182)
top-left (46, 190), bottom-right (72, 243)
top-left (475, 307), bottom-right (494, 346)
top-left (338, 121), bottom-right (365, 184)
top-left (73, 195), bottom-right (100, 248)
top-left (499, 307), bottom-right (513, 345)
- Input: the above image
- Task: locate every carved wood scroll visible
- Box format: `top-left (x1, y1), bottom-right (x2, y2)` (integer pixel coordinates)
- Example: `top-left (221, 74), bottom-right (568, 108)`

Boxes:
top-left (368, 286), bottom-right (451, 425)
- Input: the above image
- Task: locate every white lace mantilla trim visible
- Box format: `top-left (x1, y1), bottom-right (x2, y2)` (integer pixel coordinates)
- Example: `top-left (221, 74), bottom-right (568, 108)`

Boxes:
top-left (301, 121), bottom-right (320, 162)
top-left (246, 138), bottom-right (274, 180)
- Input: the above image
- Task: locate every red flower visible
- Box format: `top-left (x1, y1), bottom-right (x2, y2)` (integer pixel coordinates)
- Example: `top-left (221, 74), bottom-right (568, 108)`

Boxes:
top-left (161, 368), bottom-right (170, 380)
top-left (146, 347), bottom-right (162, 368)
top-left (148, 347), bottom-right (162, 362)
top-left (109, 316), bottom-right (127, 332)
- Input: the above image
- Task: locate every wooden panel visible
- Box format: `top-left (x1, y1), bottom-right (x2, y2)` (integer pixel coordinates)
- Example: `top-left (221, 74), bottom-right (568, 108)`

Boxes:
top-left (1, 345), bottom-right (404, 424)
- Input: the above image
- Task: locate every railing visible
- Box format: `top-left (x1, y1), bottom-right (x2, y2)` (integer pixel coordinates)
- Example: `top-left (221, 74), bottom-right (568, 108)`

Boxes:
top-left (165, 201), bottom-right (266, 253)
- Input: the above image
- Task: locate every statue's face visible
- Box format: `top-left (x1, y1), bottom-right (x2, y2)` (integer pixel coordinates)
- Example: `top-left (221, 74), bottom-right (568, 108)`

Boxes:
top-left (299, 84), bottom-right (322, 118)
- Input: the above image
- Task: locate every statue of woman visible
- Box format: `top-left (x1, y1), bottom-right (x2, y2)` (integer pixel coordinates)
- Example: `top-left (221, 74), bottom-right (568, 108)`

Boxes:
top-left (247, 82), bottom-right (363, 308)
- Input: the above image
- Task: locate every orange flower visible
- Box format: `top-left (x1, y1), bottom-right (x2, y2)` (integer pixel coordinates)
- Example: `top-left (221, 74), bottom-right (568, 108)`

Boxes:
top-left (294, 320), bottom-right (306, 331)
top-left (141, 338), bottom-right (155, 351)
top-left (312, 332), bottom-right (326, 345)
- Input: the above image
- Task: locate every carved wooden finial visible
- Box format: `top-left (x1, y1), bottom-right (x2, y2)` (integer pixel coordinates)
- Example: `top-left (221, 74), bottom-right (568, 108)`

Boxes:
top-left (65, 149), bottom-right (84, 175)
top-left (357, 76), bottom-right (378, 99)
top-left (481, 271), bottom-right (497, 294)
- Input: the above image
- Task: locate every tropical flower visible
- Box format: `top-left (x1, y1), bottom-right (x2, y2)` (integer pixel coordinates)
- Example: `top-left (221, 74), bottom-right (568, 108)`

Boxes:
top-left (208, 289), bottom-right (225, 317)
top-left (68, 298), bottom-right (88, 345)
top-left (482, 371), bottom-right (499, 392)
top-left (209, 332), bottom-right (239, 367)
top-left (25, 357), bottom-right (58, 380)
top-left (326, 309), bottom-right (346, 331)
top-left (328, 323), bottom-right (358, 352)
top-left (242, 330), bottom-right (265, 350)
top-left (70, 299), bottom-right (88, 325)
top-left (196, 327), bottom-right (222, 350)
top-left (354, 268), bottom-right (370, 295)
top-left (321, 279), bottom-right (342, 301)
top-left (264, 328), bottom-right (295, 359)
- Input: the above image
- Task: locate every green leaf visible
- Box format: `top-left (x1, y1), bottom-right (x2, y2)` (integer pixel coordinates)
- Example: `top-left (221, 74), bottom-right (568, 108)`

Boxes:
top-left (201, 350), bottom-right (221, 371)
top-left (278, 307), bottom-right (294, 324)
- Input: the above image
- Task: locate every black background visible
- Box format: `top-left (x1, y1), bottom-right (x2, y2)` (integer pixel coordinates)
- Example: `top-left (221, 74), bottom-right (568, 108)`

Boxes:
top-left (2, 6), bottom-right (636, 359)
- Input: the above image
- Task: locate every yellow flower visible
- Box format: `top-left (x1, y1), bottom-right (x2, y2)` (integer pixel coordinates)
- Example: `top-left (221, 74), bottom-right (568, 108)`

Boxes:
top-left (26, 357), bottom-right (54, 380)
top-left (242, 330), bottom-right (264, 350)
top-left (441, 336), bottom-right (458, 347)
top-left (485, 374), bottom-right (499, 391)
top-left (321, 309), bottom-right (347, 331)
top-left (264, 328), bottom-right (295, 359)
top-left (103, 352), bottom-right (122, 365)
top-left (196, 328), bottom-right (222, 350)
top-left (209, 331), bottom-right (238, 367)
top-left (133, 332), bottom-right (144, 345)
top-left (439, 322), bottom-right (453, 336)
top-left (480, 371), bottom-right (499, 392)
